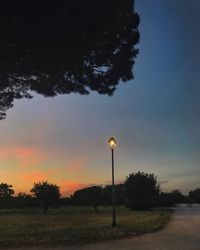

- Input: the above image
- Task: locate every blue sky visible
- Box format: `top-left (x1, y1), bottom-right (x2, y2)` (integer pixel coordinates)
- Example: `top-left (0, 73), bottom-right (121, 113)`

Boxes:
top-left (0, 0), bottom-right (200, 195)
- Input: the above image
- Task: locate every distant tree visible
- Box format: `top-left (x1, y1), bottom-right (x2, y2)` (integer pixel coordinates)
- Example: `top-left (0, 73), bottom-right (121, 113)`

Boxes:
top-left (86, 186), bottom-right (103, 211)
top-left (72, 186), bottom-right (103, 211)
top-left (71, 188), bottom-right (90, 206)
top-left (189, 188), bottom-right (200, 203)
top-left (157, 192), bottom-right (175, 207)
top-left (124, 172), bottom-right (159, 210)
top-left (31, 181), bottom-right (61, 212)
top-left (114, 184), bottom-right (125, 205)
top-left (170, 190), bottom-right (185, 204)
top-left (58, 197), bottom-right (72, 206)
top-left (17, 192), bottom-right (32, 199)
top-left (102, 185), bottom-right (112, 205)
top-left (102, 184), bottom-right (125, 205)
top-left (0, 183), bottom-right (14, 198)
top-left (14, 192), bottom-right (35, 209)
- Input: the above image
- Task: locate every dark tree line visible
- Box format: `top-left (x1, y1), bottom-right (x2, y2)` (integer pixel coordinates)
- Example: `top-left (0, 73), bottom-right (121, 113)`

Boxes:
top-left (70, 184), bottom-right (125, 211)
top-left (0, 181), bottom-right (60, 211)
top-left (0, 172), bottom-right (196, 212)
top-left (0, 0), bottom-right (140, 119)
top-left (189, 188), bottom-right (200, 203)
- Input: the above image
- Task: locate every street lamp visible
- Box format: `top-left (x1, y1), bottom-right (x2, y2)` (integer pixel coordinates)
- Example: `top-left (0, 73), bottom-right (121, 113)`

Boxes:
top-left (108, 137), bottom-right (117, 227)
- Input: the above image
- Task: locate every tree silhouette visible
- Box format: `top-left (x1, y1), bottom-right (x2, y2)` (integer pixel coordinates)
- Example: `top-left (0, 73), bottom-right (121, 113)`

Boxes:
top-left (0, 183), bottom-right (14, 198)
top-left (157, 192), bottom-right (175, 207)
top-left (31, 181), bottom-right (61, 212)
top-left (125, 172), bottom-right (160, 210)
top-left (0, 0), bottom-right (140, 119)
top-left (102, 184), bottom-right (125, 205)
top-left (170, 190), bottom-right (185, 204)
top-left (157, 190), bottom-right (186, 207)
top-left (72, 186), bottom-right (103, 211)
top-left (189, 188), bottom-right (200, 203)
top-left (17, 192), bottom-right (32, 199)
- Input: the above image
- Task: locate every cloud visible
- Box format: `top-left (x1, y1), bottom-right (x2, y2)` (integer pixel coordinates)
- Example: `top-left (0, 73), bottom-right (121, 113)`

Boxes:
top-left (66, 158), bottom-right (87, 173)
top-left (0, 145), bottom-right (46, 167)
top-left (164, 170), bottom-right (200, 180)
top-left (158, 180), bottom-right (169, 186)
top-left (19, 171), bottom-right (49, 183)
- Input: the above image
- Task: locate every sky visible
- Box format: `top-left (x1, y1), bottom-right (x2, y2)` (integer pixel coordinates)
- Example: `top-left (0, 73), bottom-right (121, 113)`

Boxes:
top-left (0, 0), bottom-right (200, 196)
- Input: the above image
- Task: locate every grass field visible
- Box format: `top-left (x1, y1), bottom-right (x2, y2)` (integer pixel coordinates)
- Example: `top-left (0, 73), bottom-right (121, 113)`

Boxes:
top-left (0, 206), bottom-right (173, 248)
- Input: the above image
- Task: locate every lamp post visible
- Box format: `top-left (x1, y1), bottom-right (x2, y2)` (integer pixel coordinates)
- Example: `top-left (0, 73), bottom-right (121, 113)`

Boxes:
top-left (108, 137), bottom-right (117, 227)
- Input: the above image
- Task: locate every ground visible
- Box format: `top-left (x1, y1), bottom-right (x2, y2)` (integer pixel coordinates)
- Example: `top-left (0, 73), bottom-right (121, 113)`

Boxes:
top-left (4, 204), bottom-right (200, 250)
top-left (0, 206), bottom-right (171, 248)
top-left (67, 204), bottom-right (200, 250)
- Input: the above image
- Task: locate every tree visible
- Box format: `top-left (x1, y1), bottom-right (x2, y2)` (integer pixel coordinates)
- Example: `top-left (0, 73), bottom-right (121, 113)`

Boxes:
top-left (102, 184), bottom-right (125, 205)
top-left (0, 183), bottom-right (14, 208)
top-left (124, 172), bottom-right (159, 210)
top-left (189, 188), bottom-right (200, 203)
top-left (0, 0), bottom-right (140, 120)
top-left (31, 181), bottom-right (61, 212)
top-left (17, 192), bottom-right (32, 199)
top-left (72, 186), bottom-right (103, 211)
top-left (170, 190), bottom-right (185, 204)
top-left (157, 192), bottom-right (174, 207)
top-left (14, 192), bottom-right (35, 209)
top-left (0, 183), bottom-right (14, 198)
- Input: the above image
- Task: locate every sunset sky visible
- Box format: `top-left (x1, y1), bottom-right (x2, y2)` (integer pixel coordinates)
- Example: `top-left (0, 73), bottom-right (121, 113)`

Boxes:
top-left (0, 0), bottom-right (200, 196)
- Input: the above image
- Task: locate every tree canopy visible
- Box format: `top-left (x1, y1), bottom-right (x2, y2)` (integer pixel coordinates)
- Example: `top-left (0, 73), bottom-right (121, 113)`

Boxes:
top-left (71, 186), bottom-right (103, 211)
top-left (125, 172), bottom-right (160, 210)
top-left (31, 181), bottom-right (61, 212)
top-left (0, 183), bottom-right (14, 198)
top-left (189, 188), bottom-right (200, 203)
top-left (0, 0), bottom-right (140, 120)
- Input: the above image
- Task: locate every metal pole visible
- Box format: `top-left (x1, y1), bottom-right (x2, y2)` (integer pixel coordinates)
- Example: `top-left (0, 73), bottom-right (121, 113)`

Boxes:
top-left (112, 148), bottom-right (116, 227)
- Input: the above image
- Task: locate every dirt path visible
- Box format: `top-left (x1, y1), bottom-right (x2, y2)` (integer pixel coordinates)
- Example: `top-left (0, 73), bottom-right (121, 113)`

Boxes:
top-left (6, 204), bottom-right (200, 250)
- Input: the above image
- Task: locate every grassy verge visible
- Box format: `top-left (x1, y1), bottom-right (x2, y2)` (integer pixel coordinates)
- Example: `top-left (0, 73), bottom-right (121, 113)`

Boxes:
top-left (0, 206), bottom-right (173, 248)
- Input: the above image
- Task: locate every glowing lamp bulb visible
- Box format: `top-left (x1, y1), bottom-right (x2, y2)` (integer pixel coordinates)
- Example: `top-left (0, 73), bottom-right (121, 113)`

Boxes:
top-left (108, 137), bottom-right (117, 148)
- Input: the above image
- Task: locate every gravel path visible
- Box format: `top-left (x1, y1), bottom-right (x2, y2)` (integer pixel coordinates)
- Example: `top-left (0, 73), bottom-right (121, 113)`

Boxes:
top-left (6, 204), bottom-right (200, 250)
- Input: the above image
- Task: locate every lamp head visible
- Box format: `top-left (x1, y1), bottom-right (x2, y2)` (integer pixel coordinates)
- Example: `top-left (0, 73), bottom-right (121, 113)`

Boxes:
top-left (108, 137), bottom-right (117, 149)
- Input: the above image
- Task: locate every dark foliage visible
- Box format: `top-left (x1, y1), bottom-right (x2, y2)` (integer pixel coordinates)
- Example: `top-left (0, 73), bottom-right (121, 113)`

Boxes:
top-left (189, 188), bottom-right (200, 203)
top-left (157, 192), bottom-right (175, 207)
top-left (71, 186), bottom-right (103, 211)
top-left (30, 181), bottom-right (61, 212)
top-left (157, 190), bottom-right (186, 207)
top-left (102, 184), bottom-right (125, 205)
top-left (0, 183), bottom-right (14, 198)
top-left (170, 190), bottom-right (186, 204)
top-left (0, 192), bottom-right (42, 209)
top-left (58, 197), bottom-right (72, 206)
top-left (0, 183), bottom-right (15, 208)
top-left (13, 193), bottom-right (39, 208)
top-left (124, 172), bottom-right (160, 210)
top-left (0, 0), bottom-right (140, 119)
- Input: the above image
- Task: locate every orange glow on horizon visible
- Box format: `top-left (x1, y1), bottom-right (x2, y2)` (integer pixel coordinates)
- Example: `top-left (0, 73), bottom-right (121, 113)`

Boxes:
top-left (0, 145), bottom-right (98, 197)
top-left (60, 180), bottom-right (88, 196)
